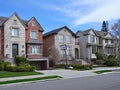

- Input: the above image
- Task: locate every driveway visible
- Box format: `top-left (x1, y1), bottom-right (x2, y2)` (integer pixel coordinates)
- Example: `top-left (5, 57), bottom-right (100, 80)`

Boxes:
top-left (37, 67), bottom-right (120, 79)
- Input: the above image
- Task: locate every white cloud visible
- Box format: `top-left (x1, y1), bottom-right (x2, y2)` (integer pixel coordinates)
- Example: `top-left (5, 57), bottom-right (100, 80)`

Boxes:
top-left (50, 0), bottom-right (120, 26)
top-left (74, 0), bottom-right (120, 26)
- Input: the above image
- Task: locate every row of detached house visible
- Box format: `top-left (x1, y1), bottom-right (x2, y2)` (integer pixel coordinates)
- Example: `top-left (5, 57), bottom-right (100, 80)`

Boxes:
top-left (0, 13), bottom-right (116, 70)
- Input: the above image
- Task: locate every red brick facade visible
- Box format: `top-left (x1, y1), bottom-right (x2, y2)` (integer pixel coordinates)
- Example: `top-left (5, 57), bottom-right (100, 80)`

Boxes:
top-left (26, 18), bottom-right (43, 59)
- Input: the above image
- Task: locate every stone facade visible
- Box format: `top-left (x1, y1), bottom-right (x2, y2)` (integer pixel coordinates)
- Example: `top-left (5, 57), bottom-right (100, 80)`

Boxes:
top-left (4, 13), bottom-right (26, 59)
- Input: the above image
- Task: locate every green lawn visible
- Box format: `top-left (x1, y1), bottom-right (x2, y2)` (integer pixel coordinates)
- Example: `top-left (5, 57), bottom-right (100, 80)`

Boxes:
top-left (94, 70), bottom-right (112, 74)
top-left (0, 71), bottom-right (43, 78)
top-left (0, 75), bottom-right (62, 85)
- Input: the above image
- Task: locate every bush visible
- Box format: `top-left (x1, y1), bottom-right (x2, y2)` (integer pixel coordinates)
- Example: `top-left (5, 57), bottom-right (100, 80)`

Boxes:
top-left (108, 54), bottom-right (116, 59)
top-left (54, 64), bottom-right (66, 68)
top-left (0, 60), bottom-right (4, 71)
top-left (5, 65), bottom-right (35, 72)
top-left (105, 58), bottom-right (118, 66)
top-left (4, 62), bottom-right (11, 71)
top-left (95, 52), bottom-right (103, 59)
top-left (16, 56), bottom-right (29, 66)
top-left (71, 64), bottom-right (92, 70)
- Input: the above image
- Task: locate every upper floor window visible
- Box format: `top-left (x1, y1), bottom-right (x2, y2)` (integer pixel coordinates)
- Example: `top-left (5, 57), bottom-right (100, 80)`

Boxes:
top-left (90, 35), bottom-right (95, 42)
top-left (30, 31), bottom-right (37, 39)
top-left (66, 35), bottom-right (71, 43)
top-left (59, 35), bottom-right (64, 43)
top-left (11, 28), bottom-right (19, 36)
top-left (13, 20), bottom-right (17, 25)
top-left (30, 46), bottom-right (40, 54)
top-left (111, 40), bottom-right (114, 43)
top-left (105, 39), bottom-right (108, 43)
top-left (32, 22), bottom-right (36, 26)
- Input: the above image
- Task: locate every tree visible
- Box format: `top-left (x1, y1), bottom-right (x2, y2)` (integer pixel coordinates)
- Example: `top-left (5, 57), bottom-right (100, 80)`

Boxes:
top-left (111, 19), bottom-right (120, 65)
top-left (48, 46), bottom-right (61, 67)
top-left (101, 20), bottom-right (109, 32)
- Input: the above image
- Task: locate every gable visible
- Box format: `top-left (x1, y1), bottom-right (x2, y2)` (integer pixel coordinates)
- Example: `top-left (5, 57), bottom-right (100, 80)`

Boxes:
top-left (89, 30), bottom-right (96, 35)
top-left (4, 13), bottom-right (25, 29)
top-left (104, 33), bottom-right (113, 38)
top-left (27, 17), bottom-right (44, 32)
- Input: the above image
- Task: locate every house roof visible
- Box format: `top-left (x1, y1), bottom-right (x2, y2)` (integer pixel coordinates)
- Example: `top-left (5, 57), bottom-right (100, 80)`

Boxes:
top-left (0, 16), bottom-right (8, 26)
top-left (43, 26), bottom-right (75, 37)
top-left (77, 29), bottom-right (114, 39)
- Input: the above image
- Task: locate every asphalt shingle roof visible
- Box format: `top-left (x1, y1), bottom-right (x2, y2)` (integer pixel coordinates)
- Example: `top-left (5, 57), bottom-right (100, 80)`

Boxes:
top-left (43, 26), bottom-right (75, 37)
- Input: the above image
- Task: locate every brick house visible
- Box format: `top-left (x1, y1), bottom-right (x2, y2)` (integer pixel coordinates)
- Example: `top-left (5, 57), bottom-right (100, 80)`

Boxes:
top-left (43, 26), bottom-right (80, 66)
top-left (0, 13), bottom-right (48, 70)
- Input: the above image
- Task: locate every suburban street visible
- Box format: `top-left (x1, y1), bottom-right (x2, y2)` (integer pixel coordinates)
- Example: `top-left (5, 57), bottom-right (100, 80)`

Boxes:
top-left (0, 72), bottom-right (120, 90)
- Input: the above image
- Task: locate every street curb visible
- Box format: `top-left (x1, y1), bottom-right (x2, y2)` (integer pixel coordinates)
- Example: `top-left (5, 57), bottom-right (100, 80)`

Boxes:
top-left (0, 78), bottom-right (62, 87)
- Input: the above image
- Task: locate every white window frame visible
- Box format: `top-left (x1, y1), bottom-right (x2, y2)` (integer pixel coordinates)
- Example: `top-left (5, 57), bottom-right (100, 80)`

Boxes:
top-left (66, 35), bottom-right (71, 43)
top-left (30, 31), bottom-right (37, 39)
top-left (59, 35), bottom-right (64, 43)
top-left (90, 35), bottom-right (95, 43)
top-left (11, 28), bottom-right (19, 36)
top-left (30, 46), bottom-right (40, 54)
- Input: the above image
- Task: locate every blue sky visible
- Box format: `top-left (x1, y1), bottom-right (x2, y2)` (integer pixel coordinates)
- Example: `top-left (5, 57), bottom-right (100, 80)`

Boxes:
top-left (0, 0), bottom-right (120, 33)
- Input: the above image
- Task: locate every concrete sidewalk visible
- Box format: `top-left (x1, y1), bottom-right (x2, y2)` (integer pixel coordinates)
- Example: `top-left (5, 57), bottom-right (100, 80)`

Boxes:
top-left (0, 67), bottom-right (120, 82)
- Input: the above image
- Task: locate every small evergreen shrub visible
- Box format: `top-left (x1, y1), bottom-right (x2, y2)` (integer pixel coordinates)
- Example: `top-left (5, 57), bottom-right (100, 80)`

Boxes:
top-left (107, 54), bottom-right (116, 59)
top-left (71, 64), bottom-right (92, 70)
top-left (105, 58), bottom-right (118, 66)
top-left (95, 52), bottom-right (103, 59)
top-left (16, 56), bottom-right (29, 66)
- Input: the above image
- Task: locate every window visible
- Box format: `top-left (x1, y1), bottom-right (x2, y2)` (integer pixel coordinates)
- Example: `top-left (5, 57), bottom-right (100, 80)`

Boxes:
top-left (30, 46), bottom-right (40, 54)
top-left (32, 22), bottom-right (35, 26)
top-left (105, 39), bottom-right (108, 43)
top-left (30, 31), bottom-right (37, 39)
top-left (13, 20), bottom-right (17, 25)
top-left (66, 35), bottom-right (71, 43)
top-left (92, 46), bottom-right (97, 54)
top-left (106, 48), bottom-right (114, 54)
top-left (66, 46), bottom-right (71, 57)
top-left (90, 35), bottom-right (95, 42)
top-left (11, 28), bottom-right (19, 36)
top-left (59, 35), bottom-right (64, 42)
top-left (111, 40), bottom-right (114, 43)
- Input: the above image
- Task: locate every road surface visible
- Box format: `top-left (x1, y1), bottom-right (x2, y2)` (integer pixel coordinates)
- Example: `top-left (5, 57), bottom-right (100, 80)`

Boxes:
top-left (0, 72), bottom-right (120, 90)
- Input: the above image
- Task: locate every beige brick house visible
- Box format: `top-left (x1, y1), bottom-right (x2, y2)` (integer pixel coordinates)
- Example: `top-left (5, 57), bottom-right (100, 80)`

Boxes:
top-left (43, 26), bottom-right (80, 65)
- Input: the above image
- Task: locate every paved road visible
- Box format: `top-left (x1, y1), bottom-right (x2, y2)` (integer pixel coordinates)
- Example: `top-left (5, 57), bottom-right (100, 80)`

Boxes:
top-left (0, 72), bottom-right (120, 90)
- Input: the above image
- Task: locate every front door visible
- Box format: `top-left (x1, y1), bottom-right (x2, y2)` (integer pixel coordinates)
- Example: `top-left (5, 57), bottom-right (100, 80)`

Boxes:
top-left (12, 44), bottom-right (18, 57)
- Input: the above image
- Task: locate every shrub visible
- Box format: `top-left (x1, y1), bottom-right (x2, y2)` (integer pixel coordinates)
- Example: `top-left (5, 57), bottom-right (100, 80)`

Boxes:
top-left (4, 62), bottom-right (11, 71)
top-left (105, 58), bottom-right (118, 66)
top-left (0, 60), bottom-right (4, 71)
top-left (108, 54), bottom-right (116, 59)
top-left (95, 52), bottom-right (103, 59)
top-left (71, 64), bottom-right (92, 70)
top-left (54, 64), bottom-right (66, 68)
top-left (5, 65), bottom-right (35, 72)
top-left (16, 56), bottom-right (29, 66)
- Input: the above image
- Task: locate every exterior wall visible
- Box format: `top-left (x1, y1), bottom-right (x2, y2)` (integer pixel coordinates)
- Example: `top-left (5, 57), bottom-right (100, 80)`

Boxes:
top-left (43, 35), bottom-right (55, 56)
top-left (0, 26), bottom-right (4, 59)
top-left (54, 28), bottom-right (76, 59)
top-left (26, 18), bottom-right (43, 59)
top-left (4, 14), bottom-right (26, 58)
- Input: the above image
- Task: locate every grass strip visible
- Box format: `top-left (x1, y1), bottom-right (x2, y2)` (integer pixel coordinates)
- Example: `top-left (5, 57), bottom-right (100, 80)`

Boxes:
top-left (94, 70), bottom-right (112, 74)
top-left (0, 71), bottom-right (43, 78)
top-left (0, 75), bottom-right (62, 85)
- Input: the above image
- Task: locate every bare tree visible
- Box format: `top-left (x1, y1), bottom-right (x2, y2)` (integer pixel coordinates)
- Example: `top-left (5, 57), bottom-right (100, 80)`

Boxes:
top-left (48, 46), bottom-right (61, 67)
top-left (111, 19), bottom-right (120, 65)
